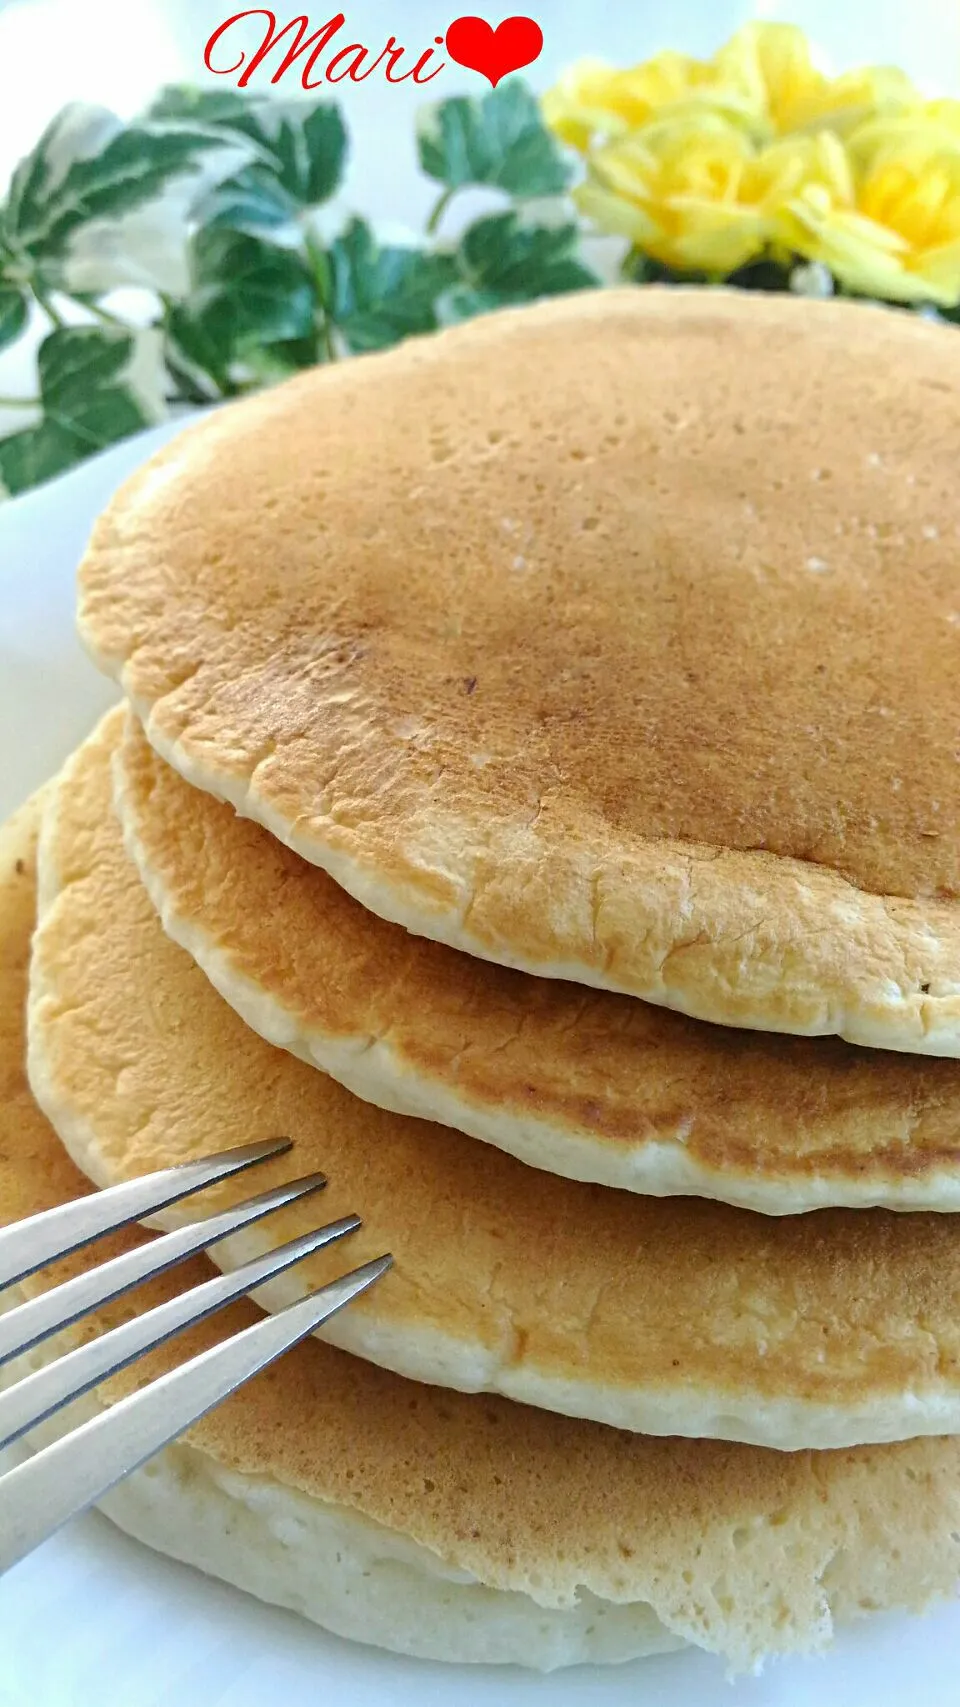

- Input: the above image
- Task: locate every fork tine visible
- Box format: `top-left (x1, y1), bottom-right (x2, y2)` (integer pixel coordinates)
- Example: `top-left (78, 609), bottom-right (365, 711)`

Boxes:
top-left (0, 1169), bottom-right (328, 1368)
top-left (0, 1138), bottom-right (293, 1291)
top-left (0, 1254), bottom-right (391, 1575)
top-left (0, 1214), bottom-right (361, 1451)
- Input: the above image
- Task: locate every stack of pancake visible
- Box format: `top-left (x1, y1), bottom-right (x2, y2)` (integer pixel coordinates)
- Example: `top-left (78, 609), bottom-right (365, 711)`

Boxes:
top-left (6, 285), bottom-right (960, 1677)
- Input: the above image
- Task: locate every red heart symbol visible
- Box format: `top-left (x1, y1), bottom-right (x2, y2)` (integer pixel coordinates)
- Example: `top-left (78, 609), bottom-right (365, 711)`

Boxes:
top-left (445, 15), bottom-right (544, 87)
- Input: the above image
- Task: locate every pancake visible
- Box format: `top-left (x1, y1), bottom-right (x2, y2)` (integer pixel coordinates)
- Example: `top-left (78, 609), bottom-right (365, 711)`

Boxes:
top-left (5, 799), bottom-right (960, 1674)
top-left (116, 705), bottom-right (960, 1216)
top-left (77, 287), bottom-right (960, 1055)
top-left (27, 716), bottom-right (960, 1452)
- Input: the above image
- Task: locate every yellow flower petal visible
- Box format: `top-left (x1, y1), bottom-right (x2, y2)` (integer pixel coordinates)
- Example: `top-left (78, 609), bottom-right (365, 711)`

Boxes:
top-left (925, 99), bottom-right (960, 137)
top-left (573, 181), bottom-right (656, 245)
top-left (542, 45), bottom-right (768, 154)
top-left (774, 126), bottom-right (960, 307)
top-left (917, 235), bottom-right (960, 293)
top-left (712, 24), bottom-right (918, 138)
top-left (789, 65), bottom-right (919, 136)
top-left (661, 198), bottom-right (766, 273)
top-left (575, 114), bottom-right (781, 275)
top-left (541, 59), bottom-right (635, 151)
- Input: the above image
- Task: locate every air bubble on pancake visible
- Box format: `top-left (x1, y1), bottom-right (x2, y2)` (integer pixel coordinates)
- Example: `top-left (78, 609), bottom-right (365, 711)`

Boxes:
top-left (391, 717), bottom-right (424, 742)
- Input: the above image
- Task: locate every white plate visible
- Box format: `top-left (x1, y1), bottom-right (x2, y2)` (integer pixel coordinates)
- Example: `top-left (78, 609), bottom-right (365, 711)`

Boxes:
top-left (1, 429), bottom-right (959, 1706)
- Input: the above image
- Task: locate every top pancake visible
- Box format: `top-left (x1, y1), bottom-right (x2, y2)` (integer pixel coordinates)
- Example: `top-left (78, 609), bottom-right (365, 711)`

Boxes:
top-left (6, 795), bottom-right (960, 1674)
top-left (115, 708), bottom-right (960, 1216)
top-left (78, 287), bottom-right (960, 1054)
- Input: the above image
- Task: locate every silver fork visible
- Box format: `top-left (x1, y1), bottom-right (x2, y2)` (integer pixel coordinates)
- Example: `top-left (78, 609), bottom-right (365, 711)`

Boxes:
top-left (0, 1137), bottom-right (390, 1573)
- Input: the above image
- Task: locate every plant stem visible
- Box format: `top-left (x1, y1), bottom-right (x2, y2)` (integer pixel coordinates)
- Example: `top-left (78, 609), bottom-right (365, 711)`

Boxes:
top-left (77, 298), bottom-right (127, 329)
top-left (33, 289), bottom-right (65, 329)
top-left (303, 234), bottom-right (337, 363)
top-left (426, 185), bottom-right (457, 237)
top-left (319, 311), bottom-right (337, 362)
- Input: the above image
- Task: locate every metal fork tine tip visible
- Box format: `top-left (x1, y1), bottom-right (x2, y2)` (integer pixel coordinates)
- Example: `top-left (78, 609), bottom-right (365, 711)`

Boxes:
top-left (0, 1250), bottom-right (391, 1574)
top-left (0, 1211), bottom-right (363, 1453)
top-left (0, 1138), bottom-right (293, 1291)
top-left (0, 1168), bottom-right (330, 1370)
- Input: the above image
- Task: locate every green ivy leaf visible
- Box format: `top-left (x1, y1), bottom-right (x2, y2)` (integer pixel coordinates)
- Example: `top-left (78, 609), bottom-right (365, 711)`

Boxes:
top-left (195, 163), bottom-right (300, 234)
top-left (164, 300), bottom-right (234, 399)
top-left (167, 303), bottom-right (323, 399)
top-left (0, 325), bottom-right (150, 495)
top-left (150, 86), bottom-right (347, 211)
top-left (290, 104), bottom-right (349, 206)
top-left (55, 385), bottom-right (148, 449)
top-left (146, 87), bottom-right (253, 127)
top-left (38, 323), bottom-right (132, 401)
top-left (0, 286), bottom-right (29, 354)
top-left (0, 420), bottom-right (88, 496)
top-left (167, 229), bottom-right (320, 395)
top-left (223, 103), bottom-right (347, 207)
top-left (456, 213), bottom-right (598, 303)
top-left (3, 105), bottom-right (231, 262)
top-left (327, 218), bottom-right (457, 352)
top-left (234, 334), bottom-right (327, 387)
top-left (435, 285), bottom-right (506, 326)
top-left (192, 228), bottom-right (318, 341)
top-left (417, 81), bottom-right (569, 198)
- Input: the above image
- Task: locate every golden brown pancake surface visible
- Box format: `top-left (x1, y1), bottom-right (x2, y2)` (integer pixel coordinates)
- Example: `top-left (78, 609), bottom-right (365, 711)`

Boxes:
top-left (78, 288), bottom-right (960, 1052)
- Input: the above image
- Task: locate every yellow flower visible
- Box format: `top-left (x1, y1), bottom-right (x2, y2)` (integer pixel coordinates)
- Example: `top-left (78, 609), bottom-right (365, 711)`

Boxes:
top-left (775, 124), bottom-right (960, 305)
top-left (548, 24), bottom-right (956, 301)
top-left (925, 99), bottom-right (960, 138)
top-left (543, 26), bottom-right (921, 158)
top-left (574, 116), bottom-right (814, 276)
top-left (542, 51), bottom-right (761, 155)
top-left (715, 22), bottom-right (919, 137)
